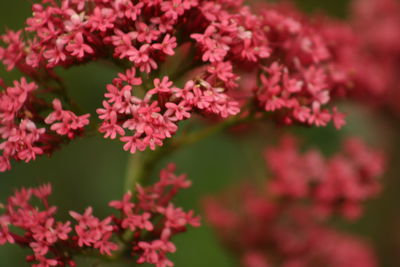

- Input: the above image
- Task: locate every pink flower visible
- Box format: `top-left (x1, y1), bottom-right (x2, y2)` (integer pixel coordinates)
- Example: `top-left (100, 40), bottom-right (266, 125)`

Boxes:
top-left (114, 67), bottom-right (142, 86)
top-left (332, 107), bottom-right (346, 130)
top-left (33, 257), bottom-right (58, 267)
top-left (121, 212), bottom-right (153, 231)
top-left (152, 34), bottom-right (177, 55)
top-left (32, 184), bottom-right (52, 200)
top-left (94, 232), bottom-right (119, 256)
top-left (151, 76), bottom-right (174, 95)
top-left (87, 7), bottom-right (116, 32)
top-left (159, 203), bottom-right (201, 229)
top-left (66, 33), bottom-right (94, 58)
top-left (109, 191), bottom-right (135, 214)
top-left (69, 207), bottom-right (97, 228)
top-left (0, 163), bottom-right (199, 266)
top-left (0, 221), bottom-right (14, 245)
top-left (265, 135), bottom-right (384, 219)
top-left (30, 242), bottom-right (49, 257)
top-left (165, 101), bottom-right (192, 121)
top-left (45, 99), bottom-right (90, 139)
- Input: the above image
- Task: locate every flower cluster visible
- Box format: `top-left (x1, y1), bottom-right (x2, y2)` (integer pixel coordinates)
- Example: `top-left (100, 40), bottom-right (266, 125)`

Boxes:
top-left (318, 0), bottom-right (400, 116)
top-left (0, 1), bottom-right (396, 266)
top-left (204, 137), bottom-right (384, 267)
top-left (97, 68), bottom-right (239, 153)
top-left (0, 0), bottom-right (353, 170)
top-left (0, 78), bottom-right (90, 172)
top-left (0, 164), bottom-right (200, 267)
top-left (205, 195), bottom-right (377, 267)
top-left (351, 0), bottom-right (400, 115)
top-left (253, 5), bottom-right (347, 128)
top-left (265, 136), bottom-right (385, 219)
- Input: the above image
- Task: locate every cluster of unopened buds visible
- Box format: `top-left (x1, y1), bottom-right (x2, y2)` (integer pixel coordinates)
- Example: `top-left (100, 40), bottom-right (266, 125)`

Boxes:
top-left (0, 164), bottom-right (199, 267)
top-left (204, 136), bottom-right (385, 267)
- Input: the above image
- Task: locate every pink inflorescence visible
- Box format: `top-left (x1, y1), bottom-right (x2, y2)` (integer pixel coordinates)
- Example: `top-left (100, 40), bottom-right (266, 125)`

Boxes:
top-left (265, 135), bottom-right (385, 219)
top-left (205, 188), bottom-right (378, 267)
top-left (252, 5), bottom-right (347, 129)
top-left (96, 69), bottom-right (240, 153)
top-left (0, 164), bottom-right (200, 267)
top-left (0, 77), bottom-right (90, 172)
top-left (0, 0), bottom-right (351, 171)
top-left (204, 136), bottom-right (384, 267)
top-left (317, 0), bottom-right (400, 116)
top-left (350, 0), bottom-right (400, 115)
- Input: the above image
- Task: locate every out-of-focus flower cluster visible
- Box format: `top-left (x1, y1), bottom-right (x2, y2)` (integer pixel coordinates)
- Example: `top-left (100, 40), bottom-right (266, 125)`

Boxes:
top-left (351, 0), bottom-right (400, 115)
top-left (0, 0), bottom-right (352, 171)
top-left (265, 135), bottom-right (385, 219)
top-left (0, 164), bottom-right (200, 267)
top-left (319, 0), bottom-right (400, 116)
top-left (204, 136), bottom-right (384, 267)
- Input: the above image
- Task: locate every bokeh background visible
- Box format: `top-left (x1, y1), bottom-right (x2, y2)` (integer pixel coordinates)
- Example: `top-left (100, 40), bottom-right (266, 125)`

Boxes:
top-left (1, 1), bottom-right (399, 266)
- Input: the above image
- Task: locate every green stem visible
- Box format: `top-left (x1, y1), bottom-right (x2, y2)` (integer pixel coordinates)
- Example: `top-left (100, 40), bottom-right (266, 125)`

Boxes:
top-left (124, 109), bottom-right (266, 193)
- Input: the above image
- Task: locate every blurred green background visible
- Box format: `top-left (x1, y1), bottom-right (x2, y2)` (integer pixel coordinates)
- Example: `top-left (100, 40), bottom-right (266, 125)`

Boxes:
top-left (0, 1), bottom-right (399, 266)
